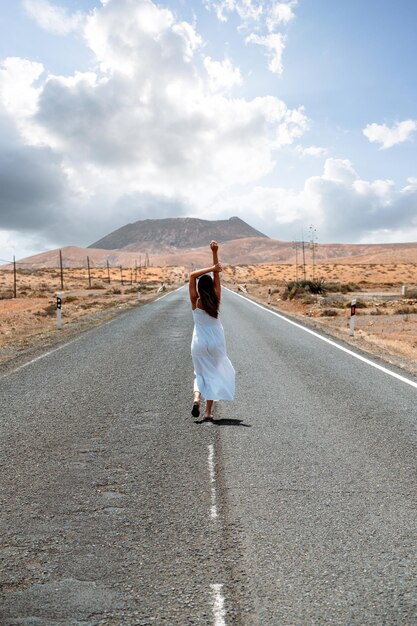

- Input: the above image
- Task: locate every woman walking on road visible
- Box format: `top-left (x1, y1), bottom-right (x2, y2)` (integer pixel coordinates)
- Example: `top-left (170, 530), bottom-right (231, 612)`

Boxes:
top-left (189, 241), bottom-right (235, 421)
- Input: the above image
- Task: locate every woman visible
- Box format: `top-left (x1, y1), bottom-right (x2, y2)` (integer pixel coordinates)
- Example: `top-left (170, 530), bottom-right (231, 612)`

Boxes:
top-left (189, 241), bottom-right (235, 421)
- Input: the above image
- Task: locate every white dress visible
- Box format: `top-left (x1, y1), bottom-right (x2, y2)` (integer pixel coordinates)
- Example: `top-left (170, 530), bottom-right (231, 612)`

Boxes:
top-left (191, 308), bottom-right (235, 401)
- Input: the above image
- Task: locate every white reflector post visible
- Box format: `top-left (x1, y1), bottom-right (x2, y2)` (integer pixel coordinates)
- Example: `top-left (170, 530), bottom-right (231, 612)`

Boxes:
top-left (56, 293), bottom-right (62, 330)
top-left (349, 298), bottom-right (357, 336)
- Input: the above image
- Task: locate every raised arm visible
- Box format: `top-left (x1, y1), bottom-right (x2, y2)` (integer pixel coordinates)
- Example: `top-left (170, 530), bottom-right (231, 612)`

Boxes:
top-left (210, 241), bottom-right (221, 300)
top-left (189, 262), bottom-right (222, 309)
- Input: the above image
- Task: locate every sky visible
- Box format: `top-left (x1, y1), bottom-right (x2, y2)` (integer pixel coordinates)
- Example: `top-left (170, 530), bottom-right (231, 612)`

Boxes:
top-left (0, 0), bottom-right (417, 261)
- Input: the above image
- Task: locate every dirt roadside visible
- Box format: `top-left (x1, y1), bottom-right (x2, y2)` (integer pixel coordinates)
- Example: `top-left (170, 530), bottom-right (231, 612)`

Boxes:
top-left (228, 285), bottom-right (417, 379)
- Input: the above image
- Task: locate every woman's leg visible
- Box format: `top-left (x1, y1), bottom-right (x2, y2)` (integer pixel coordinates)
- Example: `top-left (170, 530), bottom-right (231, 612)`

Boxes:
top-left (204, 399), bottom-right (214, 418)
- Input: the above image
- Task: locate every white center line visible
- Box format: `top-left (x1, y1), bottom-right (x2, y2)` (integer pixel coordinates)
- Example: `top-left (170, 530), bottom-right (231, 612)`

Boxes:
top-left (211, 584), bottom-right (226, 626)
top-left (226, 288), bottom-right (417, 391)
top-left (208, 443), bottom-right (218, 519)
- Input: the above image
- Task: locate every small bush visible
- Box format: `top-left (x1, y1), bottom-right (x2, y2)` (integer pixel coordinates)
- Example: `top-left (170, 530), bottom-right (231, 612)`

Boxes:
top-left (0, 291), bottom-right (13, 300)
top-left (282, 279), bottom-right (326, 300)
top-left (321, 309), bottom-right (338, 317)
top-left (302, 295), bottom-right (316, 304)
top-left (111, 288), bottom-right (122, 295)
top-left (395, 306), bottom-right (416, 315)
top-left (346, 300), bottom-right (367, 309)
top-left (43, 303), bottom-right (57, 316)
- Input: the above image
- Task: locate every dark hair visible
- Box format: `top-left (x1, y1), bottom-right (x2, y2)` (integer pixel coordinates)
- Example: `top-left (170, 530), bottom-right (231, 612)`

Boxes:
top-left (198, 274), bottom-right (219, 318)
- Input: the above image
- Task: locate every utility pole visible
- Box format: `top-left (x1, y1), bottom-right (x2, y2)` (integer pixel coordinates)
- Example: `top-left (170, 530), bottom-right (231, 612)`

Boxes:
top-left (59, 250), bottom-right (64, 291)
top-left (13, 255), bottom-right (17, 298)
top-left (120, 265), bottom-right (124, 286)
top-left (292, 242), bottom-right (299, 281)
top-left (107, 259), bottom-right (111, 284)
top-left (309, 225), bottom-right (317, 281)
top-left (301, 232), bottom-right (306, 281)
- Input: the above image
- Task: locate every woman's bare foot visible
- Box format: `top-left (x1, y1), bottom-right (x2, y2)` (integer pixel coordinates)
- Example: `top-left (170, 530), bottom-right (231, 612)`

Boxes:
top-left (192, 392), bottom-right (201, 417)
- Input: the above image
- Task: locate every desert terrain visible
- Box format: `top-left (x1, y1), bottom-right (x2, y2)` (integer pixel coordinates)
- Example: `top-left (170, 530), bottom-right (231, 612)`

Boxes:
top-left (0, 265), bottom-right (183, 366)
top-left (0, 260), bottom-right (416, 374)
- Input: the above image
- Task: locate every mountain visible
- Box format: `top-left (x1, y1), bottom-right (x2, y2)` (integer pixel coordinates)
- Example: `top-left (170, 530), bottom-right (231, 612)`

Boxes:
top-left (8, 238), bottom-right (417, 269)
top-left (88, 216), bottom-right (268, 250)
top-left (3, 213), bottom-right (417, 270)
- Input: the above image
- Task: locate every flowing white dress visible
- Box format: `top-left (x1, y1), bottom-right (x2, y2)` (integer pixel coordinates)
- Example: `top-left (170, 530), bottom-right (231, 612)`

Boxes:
top-left (191, 308), bottom-right (235, 401)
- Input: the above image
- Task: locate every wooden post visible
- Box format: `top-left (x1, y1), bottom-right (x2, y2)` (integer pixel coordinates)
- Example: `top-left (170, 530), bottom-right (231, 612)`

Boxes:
top-left (107, 259), bottom-right (111, 284)
top-left (120, 266), bottom-right (124, 285)
top-left (87, 256), bottom-right (91, 288)
top-left (13, 255), bottom-right (17, 298)
top-left (59, 250), bottom-right (64, 291)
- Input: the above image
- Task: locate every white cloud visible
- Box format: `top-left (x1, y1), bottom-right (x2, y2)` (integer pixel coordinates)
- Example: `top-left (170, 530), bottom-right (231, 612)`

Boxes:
top-left (204, 0), bottom-right (262, 24)
top-left (266, 2), bottom-right (297, 30)
top-left (0, 0), bottom-right (308, 248)
top-left (204, 56), bottom-right (242, 91)
top-left (22, 0), bottom-right (85, 35)
top-left (205, 1), bottom-right (297, 29)
top-left (0, 57), bottom-right (43, 119)
top-left (209, 158), bottom-right (417, 243)
top-left (296, 145), bottom-right (328, 158)
top-left (246, 32), bottom-right (286, 75)
top-left (363, 119), bottom-right (417, 149)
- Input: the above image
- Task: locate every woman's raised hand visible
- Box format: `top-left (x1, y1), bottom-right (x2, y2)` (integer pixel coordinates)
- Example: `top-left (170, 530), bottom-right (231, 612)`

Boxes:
top-left (210, 240), bottom-right (219, 252)
top-left (212, 262), bottom-right (222, 273)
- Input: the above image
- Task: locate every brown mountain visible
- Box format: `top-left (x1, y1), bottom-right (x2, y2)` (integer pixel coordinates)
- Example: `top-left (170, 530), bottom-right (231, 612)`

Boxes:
top-left (8, 237), bottom-right (417, 270)
top-left (3, 213), bottom-right (417, 269)
top-left (89, 216), bottom-right (268, 250)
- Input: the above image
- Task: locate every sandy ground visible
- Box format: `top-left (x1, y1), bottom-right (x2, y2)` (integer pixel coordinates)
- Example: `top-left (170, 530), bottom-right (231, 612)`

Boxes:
top-left (222, 262), bottom-right (417, 377)
top-left (1, 262), bottom-right (416, 375)
top-left (0, 266), bottom-right (184, 366)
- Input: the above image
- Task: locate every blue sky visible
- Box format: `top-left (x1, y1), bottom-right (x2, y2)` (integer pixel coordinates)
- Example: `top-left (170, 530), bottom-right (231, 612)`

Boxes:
top-left (0, 0), bottom-right (416, 260)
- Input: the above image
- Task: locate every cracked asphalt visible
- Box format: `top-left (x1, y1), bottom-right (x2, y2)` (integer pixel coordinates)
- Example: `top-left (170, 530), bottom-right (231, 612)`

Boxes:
top-left (1, 287), bottom-right (417, 625)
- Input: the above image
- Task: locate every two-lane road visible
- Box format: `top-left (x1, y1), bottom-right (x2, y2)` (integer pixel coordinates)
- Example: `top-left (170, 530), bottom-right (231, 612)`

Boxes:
top-left (1, 287), bottom-right (416, 625)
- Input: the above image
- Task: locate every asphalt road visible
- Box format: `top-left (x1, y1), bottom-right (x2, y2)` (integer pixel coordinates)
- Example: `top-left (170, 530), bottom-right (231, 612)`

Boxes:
top-left (1, 286), bottom-right (416, 625)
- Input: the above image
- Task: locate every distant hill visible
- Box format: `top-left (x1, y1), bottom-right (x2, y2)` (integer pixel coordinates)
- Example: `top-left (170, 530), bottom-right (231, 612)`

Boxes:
top-left (3, 213), bottom-right (417, 270)
top-left (8, 238), bottom-right (417, 269)
top-left (88, 216), bottom-right (268, 250)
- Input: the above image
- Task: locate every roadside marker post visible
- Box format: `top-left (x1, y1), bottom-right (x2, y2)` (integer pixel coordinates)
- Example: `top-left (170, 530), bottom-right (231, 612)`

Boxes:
top-left (268, 287), bottom-right (271, 305)
top-left (349, 298), bottom-right (356, 336)
top-left (56, 293), bottom-right (62, 330)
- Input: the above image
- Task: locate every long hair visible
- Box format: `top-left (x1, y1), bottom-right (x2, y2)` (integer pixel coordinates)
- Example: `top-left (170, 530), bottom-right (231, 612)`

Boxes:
top-left (198, 274), bottom-right (219, 318)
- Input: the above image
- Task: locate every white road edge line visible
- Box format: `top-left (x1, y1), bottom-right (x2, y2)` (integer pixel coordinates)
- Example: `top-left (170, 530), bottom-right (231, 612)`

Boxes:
top-left (226, 287), bottom-right (417, 391)
top-left (211, 583), bottom-right (226, 626)
top-left (208, 443), bottom-right (218, 519)
top-left (3, 285), bottom-right (185, 377)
